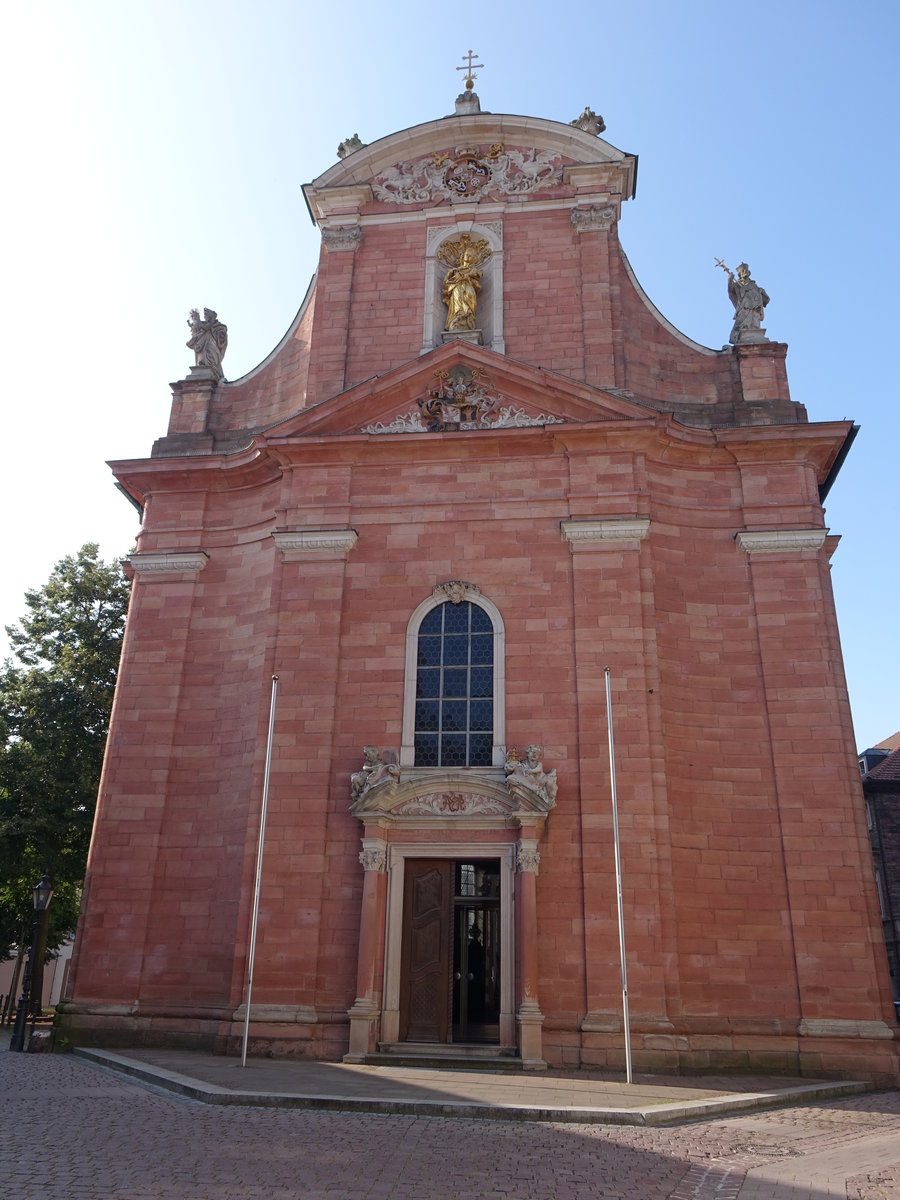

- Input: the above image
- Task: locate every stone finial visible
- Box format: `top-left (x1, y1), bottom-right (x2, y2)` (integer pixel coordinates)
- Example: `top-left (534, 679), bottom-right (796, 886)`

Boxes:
top-left (337, 134), bottom-right (366, 160)
top-left (186, 308), bottom-right (228, 382)
top-left (570, 106), bottom-right (606, 136)
top-left (723, 261), bottom-right (771, 345)
top-left (504, 745), bottom-right (558, 808)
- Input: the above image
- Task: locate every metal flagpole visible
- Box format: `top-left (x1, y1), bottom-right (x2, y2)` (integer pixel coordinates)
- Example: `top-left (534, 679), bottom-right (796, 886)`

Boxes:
top-left (604, 666), bottom-right (633, 1084)
top-left (241, 674), bottom-right (279, 1068)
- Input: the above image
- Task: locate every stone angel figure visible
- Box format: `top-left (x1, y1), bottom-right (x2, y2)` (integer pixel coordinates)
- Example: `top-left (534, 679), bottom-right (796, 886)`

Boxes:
top-left (350, 746), bottom-right (400, 804)
top-left (187, 307), bottom-right (228, 380)
top-left (505, 744), bottom-right (558, 808)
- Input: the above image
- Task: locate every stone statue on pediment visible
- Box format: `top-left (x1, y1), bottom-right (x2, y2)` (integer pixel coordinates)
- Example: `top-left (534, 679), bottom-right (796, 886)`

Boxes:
top-left (186, 308), bottom-right (228, 380)
top-left (505, 744), bottom-right (558, 808)
top-left (350, 746), bottom-right (399, 803)
top-left (724, 262), bottom-right (770, 345)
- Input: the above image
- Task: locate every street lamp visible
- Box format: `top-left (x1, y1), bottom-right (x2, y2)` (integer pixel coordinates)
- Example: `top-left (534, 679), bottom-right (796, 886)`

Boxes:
top-left (9, 873), bottom-right (54, 1053)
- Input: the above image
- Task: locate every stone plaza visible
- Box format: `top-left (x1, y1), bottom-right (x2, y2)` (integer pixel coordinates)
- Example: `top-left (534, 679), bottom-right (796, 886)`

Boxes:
top-left (3, 1039), bottom-right (899, 1199)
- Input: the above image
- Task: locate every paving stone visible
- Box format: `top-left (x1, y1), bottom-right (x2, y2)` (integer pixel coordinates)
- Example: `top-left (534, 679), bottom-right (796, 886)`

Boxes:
top-left (2, 1047), bottom-right (898, 1199)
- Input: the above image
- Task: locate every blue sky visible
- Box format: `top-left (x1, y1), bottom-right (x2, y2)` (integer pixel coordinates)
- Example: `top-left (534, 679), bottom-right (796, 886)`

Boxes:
top-left (2, 1), bottom-right (897, 748)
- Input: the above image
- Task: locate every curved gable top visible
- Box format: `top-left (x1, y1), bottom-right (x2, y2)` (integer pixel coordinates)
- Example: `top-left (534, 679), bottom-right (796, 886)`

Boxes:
top-left (304, 112), bottom-right (637, 221)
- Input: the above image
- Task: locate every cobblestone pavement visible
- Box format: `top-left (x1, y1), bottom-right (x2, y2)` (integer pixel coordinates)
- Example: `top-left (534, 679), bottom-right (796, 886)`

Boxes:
top-left (1, 1049), bottom-right (898, 1199)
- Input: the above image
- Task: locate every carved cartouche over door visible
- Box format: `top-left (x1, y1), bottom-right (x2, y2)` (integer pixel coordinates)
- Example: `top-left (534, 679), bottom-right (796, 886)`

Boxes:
top-left (346, 749), bottom-right (556, 1065)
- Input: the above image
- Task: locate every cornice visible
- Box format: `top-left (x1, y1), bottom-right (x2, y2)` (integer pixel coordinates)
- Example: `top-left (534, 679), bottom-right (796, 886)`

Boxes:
top-left (109, 444), bottom-right (282, 502)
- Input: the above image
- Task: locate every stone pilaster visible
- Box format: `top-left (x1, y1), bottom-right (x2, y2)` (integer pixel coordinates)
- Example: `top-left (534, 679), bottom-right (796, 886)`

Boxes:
top-left (736, 529), bottom-right (898, 1047)
top-left (560, 518), bottom-right (677, 1042)
top-left (345, 837), bottom-right (388, 1061)
top-left (305, 221), bottom-right (362, 404)
top-left (65, 551), bottom-right (209, 1009)
top-left (572, 204), bottom-right (619, 388)
top-left (515, 833), bottom-right (546, 1069)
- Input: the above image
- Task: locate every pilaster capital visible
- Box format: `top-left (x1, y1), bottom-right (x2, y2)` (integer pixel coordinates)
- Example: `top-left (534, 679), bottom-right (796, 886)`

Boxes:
top-left (272, 528), bottom-right (359, 559)
top-left (359, 842), bottom-right (388, 874)
top-left (735, 528), bottom-right (828, 555)
top-left (561, 518), bottom-right (650, 546)
top-left (516, 846), bottom-right (541, 874)
top-left (125, 551), bottom-right (209, 576)
top-left (570, 203), bottom-right (617, 233)
top-left (322, 224), bottom-right (363, 252)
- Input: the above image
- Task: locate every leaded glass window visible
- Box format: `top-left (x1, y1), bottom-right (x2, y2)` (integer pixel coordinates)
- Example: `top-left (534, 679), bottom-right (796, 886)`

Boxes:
top-left (413, 601), bottom-right (494, 767)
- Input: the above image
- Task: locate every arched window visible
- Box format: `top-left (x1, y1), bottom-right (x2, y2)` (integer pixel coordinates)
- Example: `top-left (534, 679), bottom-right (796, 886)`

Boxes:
top-left (401, 588), bottom-right (505, 768)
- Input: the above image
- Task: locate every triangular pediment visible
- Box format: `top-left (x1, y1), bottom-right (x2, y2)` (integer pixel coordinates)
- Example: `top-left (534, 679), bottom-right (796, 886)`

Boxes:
top-left (262, 343), bottom-right (655, 443)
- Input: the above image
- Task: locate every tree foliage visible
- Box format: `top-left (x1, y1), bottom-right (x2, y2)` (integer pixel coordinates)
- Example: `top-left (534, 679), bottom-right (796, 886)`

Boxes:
top-left (0, 545), bottom-right (131, 954)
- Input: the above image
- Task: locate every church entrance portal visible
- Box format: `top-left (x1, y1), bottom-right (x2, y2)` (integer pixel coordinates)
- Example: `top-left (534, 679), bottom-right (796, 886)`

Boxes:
top-left (399, 859), bottom-right (501, 1045)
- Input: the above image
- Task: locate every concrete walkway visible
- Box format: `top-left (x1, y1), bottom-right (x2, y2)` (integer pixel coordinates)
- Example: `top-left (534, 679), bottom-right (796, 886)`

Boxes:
top-left (74, 1045), bottom-right (869, 1126)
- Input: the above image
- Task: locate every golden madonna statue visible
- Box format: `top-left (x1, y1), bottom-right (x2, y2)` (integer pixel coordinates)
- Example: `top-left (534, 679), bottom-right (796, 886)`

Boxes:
top-left (437, 234), bottom-right (492, 331)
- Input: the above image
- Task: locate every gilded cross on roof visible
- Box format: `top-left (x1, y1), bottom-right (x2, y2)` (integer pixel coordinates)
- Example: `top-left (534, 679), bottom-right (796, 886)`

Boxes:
top-left (456, 49), bottom-right (483, 91)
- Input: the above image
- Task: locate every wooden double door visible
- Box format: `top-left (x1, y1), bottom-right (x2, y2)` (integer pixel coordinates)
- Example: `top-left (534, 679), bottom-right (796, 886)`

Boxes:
top-left (399, 859), bottom-right (501, 1044)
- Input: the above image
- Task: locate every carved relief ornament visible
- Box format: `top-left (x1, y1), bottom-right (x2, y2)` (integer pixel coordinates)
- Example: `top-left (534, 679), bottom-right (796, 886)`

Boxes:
top-left (433, 580), bottom-right (479, 604)
top-left (571, 204), bottom-right (617, 233)
top-left (360, 366), bottom-right (564, 436)
top-left (516, 847), bottom-right (541, 874)
top-left (322, 225), bottom-right (362, 252)
top-left (373, 144), bottom-right (564, 205)
top-left (361, 405), bottom-right (563, 436)
top-left (359, 845), bottom-right (387, 873)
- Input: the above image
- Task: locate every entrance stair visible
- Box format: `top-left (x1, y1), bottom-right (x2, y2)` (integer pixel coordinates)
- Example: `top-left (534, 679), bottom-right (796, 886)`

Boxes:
top-left (365, 1042), bottom-right (523, 1071)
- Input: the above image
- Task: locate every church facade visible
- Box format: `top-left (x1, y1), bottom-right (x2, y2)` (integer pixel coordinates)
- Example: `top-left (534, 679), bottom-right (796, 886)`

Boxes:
top-left (60, 88), bottom-right (899, 1080)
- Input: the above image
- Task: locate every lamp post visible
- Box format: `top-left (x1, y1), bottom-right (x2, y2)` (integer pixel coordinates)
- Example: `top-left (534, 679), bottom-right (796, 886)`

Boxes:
top-left (9, 874), bottom-right (54, 1053)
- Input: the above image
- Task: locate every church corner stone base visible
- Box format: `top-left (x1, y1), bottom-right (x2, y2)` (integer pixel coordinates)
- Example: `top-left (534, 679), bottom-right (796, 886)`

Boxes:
top-left (55, 1006), bottom-right (900, 1085)
top-left (64, 98), bottom-right (899, 1089)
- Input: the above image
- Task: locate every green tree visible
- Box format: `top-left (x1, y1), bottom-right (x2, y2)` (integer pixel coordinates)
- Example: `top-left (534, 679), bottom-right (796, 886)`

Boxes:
top-left (0, 544), bottom-right (131, 957)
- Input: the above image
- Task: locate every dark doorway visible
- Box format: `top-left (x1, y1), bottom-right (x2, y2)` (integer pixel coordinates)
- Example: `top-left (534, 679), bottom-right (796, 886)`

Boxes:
top-left (452, 860), bottom-right (501, 1043)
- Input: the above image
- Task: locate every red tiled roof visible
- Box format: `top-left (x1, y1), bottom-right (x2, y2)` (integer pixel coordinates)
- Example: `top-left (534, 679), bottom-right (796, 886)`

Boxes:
top-left (874, 731), bottom-right (900, 751)
top-left (866, 746), bottom-right (900, 782)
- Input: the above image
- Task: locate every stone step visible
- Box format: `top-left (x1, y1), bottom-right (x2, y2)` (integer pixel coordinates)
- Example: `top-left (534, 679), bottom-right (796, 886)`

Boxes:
top-left (366, 1043), bottom-right (524, 1072)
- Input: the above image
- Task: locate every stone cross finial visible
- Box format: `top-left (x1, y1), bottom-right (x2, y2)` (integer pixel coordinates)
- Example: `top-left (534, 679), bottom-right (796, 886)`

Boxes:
top-left (456, 49), bottom-right (483, 91)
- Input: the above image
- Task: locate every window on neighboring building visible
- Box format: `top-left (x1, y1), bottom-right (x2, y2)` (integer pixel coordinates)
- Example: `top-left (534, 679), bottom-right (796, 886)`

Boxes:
top-left (875, 869), bottom-right (887, 920)
top-left (413, 601), bottom-right (494, 767)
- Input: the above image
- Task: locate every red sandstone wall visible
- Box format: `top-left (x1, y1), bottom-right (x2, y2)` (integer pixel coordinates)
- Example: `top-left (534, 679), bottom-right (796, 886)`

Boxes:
top-left (68, 425), bottom-right (896, 1073)
top-left (208, 289), bottom-right (316, 433)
